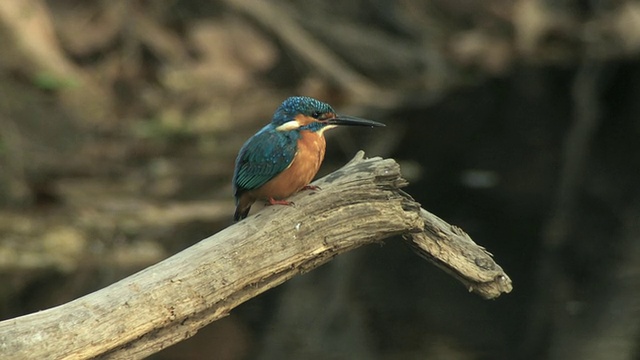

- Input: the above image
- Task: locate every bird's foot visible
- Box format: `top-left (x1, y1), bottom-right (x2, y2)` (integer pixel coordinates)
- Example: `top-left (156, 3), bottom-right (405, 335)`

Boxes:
top-left (267, 198), bottom-right (295, 206)
top-left (301, 184), bottom-right (321, 191)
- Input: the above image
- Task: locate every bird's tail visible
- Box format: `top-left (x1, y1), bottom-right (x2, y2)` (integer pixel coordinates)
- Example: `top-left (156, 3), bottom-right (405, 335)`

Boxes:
top-left (233, 199), bottom-right (252, 221)
top-left (233, 206), bottom-right (251, 221)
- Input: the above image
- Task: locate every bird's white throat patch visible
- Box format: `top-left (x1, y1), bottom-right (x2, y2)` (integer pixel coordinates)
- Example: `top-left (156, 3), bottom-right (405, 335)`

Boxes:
top-left (317, 124), bottom-right (336, 135)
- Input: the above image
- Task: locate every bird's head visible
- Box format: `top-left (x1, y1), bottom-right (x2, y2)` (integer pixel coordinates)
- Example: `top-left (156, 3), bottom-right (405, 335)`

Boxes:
top-left (271, 96), bottom-right (384, 135)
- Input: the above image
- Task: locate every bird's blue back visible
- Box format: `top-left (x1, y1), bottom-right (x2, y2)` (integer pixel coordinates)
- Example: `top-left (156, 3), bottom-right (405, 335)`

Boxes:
top-left (233, 124), bottom-right (300, 198)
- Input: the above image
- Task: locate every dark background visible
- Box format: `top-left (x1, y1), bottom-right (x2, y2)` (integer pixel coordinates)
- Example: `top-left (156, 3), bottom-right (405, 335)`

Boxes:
top-left (1, 0), bottom-right (639, 359)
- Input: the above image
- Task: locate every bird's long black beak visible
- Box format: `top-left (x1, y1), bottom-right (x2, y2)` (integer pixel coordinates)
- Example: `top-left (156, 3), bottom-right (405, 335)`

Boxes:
top-left (326, 115), bottom-right (385, 127)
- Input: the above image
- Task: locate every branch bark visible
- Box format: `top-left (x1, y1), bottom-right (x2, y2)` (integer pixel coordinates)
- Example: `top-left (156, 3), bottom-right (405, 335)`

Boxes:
top-left (0, 152), bottom-right (512, 359)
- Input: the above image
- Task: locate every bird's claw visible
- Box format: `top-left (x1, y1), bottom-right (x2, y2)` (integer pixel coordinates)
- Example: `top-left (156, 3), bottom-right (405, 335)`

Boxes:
top-left (302, 185), bottom-right (321, 191)
top-left (267, 198), bottom-right (295, 207)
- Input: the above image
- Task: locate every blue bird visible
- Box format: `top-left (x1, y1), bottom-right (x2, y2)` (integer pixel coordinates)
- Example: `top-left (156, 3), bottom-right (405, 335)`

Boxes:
top-left (233, 96), bottom-right (385, 221)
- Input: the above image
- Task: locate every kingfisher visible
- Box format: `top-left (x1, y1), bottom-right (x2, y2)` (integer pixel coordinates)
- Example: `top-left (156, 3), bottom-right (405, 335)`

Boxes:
top-left (233, 96), bottom-right (385, 221)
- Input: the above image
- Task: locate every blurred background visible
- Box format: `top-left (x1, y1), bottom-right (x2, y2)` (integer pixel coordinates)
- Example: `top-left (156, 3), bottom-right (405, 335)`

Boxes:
top-left (1, 0), bottom-right (639, 359)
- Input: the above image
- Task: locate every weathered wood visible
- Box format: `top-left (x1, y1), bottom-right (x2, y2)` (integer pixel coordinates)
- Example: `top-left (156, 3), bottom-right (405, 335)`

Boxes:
top-left (407, 208), bottom-right (513, 298)
top-left (0, 152), bottom-right (511, 359)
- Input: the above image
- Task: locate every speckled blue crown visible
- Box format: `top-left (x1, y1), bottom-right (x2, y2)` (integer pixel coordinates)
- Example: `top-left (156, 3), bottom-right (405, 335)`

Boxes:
top-left (271, 96), bottom-right (335, 125)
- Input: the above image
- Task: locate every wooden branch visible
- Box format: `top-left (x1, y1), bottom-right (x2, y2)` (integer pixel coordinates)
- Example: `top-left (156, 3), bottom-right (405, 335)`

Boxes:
top-left (407, 208), bottom-right (513, 298)
top-left (0, 152), bottom-right (511, 360)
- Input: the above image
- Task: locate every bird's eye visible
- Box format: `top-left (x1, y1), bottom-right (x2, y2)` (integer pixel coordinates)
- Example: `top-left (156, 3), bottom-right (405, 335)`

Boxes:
top-left (311, 111), bottom-right (322, 119)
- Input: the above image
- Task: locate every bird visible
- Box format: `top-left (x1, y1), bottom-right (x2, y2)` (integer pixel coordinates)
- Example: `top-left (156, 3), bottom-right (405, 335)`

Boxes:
top-left (233, 96), bottom-right (385, 221)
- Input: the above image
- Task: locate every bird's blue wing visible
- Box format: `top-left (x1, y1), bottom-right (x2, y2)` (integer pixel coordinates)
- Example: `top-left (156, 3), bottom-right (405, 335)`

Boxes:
top-left (233, 126), bottom-right (298, 195)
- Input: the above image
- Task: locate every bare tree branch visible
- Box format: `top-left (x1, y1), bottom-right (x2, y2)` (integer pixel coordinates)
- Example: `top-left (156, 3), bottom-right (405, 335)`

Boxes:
top-left (0, 152), bottom-right (511, 360)
top-left (220, 0), bottom-right (381, 100)
top-left (408, 208), bottom-right (513, 298)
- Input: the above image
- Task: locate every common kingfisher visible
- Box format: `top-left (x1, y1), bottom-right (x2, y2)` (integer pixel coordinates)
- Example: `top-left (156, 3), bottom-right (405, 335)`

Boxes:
top-left (233, 96), bottom-right (385, 221)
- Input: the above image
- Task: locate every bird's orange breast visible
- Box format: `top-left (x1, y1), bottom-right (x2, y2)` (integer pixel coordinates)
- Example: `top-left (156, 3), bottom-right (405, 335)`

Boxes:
top-left (250, 130), bottom-right (326, 200)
